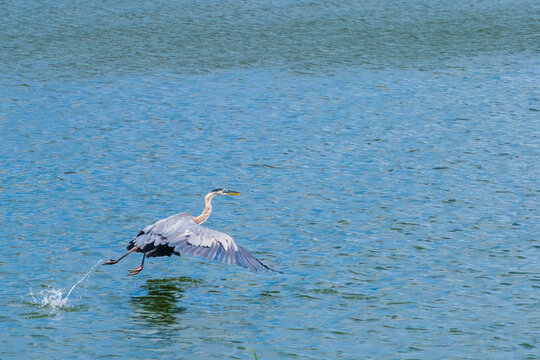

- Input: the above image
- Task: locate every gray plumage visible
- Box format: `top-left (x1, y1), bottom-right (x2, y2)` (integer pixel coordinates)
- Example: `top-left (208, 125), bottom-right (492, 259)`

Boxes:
top-left (127, 212), bottom-right (272, 272)
top-left (104, 188), bottom-right (275, 275)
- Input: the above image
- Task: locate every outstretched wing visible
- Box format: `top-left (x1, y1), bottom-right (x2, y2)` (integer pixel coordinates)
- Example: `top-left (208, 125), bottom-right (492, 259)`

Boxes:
top-left (128, 213), bottom-right (273, 272)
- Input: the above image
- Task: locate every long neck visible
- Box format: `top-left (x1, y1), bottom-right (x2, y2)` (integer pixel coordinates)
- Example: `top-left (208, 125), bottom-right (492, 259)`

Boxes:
top-left (192, 192), bottom-right (215, 224)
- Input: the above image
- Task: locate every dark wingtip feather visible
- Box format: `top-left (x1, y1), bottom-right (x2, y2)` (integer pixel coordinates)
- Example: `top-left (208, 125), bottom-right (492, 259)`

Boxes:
top-left (236, 246), bottom-right (281, 273)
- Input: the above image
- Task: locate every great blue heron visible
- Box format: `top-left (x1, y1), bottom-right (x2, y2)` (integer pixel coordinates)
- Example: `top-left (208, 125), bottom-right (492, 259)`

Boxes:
top-left (103, 188), bottom-right (274, 275)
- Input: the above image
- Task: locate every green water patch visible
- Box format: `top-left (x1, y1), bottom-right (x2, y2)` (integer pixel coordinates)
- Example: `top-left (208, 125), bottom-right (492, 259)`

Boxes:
top-left (129, 276), bottom-right (200, 326)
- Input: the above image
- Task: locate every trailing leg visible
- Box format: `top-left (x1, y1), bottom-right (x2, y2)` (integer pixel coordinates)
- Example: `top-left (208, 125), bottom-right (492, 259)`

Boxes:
top-left (103, 246), bottom-right (139, 265)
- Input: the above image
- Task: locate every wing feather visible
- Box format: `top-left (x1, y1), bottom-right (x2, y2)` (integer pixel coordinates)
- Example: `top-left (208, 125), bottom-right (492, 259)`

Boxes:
top-left (127, 212), bottom-right (274, 272)
top-left (206, 242), bottom-right (220, 260)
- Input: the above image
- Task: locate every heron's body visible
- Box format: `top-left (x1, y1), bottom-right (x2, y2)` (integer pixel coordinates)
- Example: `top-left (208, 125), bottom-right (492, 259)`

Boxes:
top-left (104, 189), bottom-right (273, 275)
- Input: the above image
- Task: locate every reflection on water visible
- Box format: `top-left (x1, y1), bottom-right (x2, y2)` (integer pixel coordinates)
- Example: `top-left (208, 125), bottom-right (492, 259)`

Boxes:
top-left (130, 277), bottom-right (201, 327)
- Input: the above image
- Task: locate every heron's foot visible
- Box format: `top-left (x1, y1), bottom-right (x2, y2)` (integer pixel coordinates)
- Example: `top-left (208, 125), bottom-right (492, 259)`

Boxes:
top-left (127, 266), bottom-right (143, 276)
top-left (103, 259), bottom-right (118, 265)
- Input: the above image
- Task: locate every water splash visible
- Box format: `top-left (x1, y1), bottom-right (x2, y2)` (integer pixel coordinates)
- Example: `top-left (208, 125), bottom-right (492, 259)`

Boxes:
top-left (39, 288), bottom-right (69, 308)
top-left (29, 259), bottom-right (102, 310)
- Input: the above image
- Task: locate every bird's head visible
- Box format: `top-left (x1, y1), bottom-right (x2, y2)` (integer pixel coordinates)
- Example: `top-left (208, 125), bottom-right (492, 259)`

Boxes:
top-left (211, 188), bottom-right (241, 196)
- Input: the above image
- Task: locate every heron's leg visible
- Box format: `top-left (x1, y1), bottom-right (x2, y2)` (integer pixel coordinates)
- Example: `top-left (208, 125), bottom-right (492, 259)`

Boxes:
top-left (127, 250), bottom-right (147, 276)
top-left (103, 246), bottom-right (139, 265)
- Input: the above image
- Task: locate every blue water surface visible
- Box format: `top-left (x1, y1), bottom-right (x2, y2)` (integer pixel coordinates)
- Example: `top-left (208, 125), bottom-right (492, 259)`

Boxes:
top-left (1, 0), bottom-right (539, 359)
